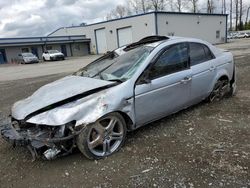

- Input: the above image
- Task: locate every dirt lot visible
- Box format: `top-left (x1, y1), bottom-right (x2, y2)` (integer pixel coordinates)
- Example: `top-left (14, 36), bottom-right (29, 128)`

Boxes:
top-left (0, 39), bottom-right (249, 188)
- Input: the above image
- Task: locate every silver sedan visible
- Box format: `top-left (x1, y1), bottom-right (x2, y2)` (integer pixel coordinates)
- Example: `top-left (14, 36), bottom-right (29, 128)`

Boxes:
top-left (1, 36), bottom-right (236, 160)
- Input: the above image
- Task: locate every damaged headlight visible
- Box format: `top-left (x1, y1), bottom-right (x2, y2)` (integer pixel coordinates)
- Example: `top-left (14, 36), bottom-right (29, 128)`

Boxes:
top-left (53, 121), bottom-right (76, 138)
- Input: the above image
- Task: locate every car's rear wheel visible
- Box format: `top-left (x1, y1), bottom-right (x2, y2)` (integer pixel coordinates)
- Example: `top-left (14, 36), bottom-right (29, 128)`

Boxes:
top-left (208, 79), bottom-right (229, 102)
top-left (76, 112), bottom-right (127, 159)
top-left (43, 57), bottom-right (46, 61)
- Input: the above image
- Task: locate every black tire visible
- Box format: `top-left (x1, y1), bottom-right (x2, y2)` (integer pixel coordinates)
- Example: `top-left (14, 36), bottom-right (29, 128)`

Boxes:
top-left (207, 79), bottom-right (229, 102)
top-left (76, 112), bottom-right (127, 160)
top-left (43, 57), bottom-right (46, 61)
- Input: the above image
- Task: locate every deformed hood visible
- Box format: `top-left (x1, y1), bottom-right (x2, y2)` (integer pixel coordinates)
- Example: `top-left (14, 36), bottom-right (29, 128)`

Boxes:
top-left (12, 76), bottom-right (114, 120)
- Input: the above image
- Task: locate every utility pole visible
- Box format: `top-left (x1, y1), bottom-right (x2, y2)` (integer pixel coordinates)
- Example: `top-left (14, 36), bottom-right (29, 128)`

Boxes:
top-left (230, 0), bottom-right (232, 31)
top-left (239, 0), bottom-right (243, 30)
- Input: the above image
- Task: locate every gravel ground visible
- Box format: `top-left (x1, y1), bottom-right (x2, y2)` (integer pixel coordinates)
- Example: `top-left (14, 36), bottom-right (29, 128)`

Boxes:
top-left (0, 39), bottom-right (249, 188)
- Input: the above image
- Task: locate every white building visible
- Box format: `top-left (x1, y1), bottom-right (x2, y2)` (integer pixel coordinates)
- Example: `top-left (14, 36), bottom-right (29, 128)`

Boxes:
top-left (49, 11), bottom-right (228, 54)
top-left (0, 11), bottom-right (227, 64)
top-left (0, 35), bottom-right (90, 64)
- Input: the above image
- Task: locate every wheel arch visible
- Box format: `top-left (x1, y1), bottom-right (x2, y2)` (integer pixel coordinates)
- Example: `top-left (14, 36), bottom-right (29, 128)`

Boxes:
top-left (210, 69), bottom-right (230, 93)
top-left (116, 111), bottom-right (134, 131)
top-left (218, 75), bottom-right (229, 81)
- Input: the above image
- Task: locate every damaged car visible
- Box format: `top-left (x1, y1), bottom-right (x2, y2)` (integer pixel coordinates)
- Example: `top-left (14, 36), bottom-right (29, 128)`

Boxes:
top-left (1, 36), bottom-right (236, 160)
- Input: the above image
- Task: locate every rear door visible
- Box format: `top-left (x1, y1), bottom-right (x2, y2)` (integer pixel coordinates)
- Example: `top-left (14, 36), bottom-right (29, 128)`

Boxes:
top-left (134, 43), bottom-right (192, 126)
top-left (189, 42), bottom-right (216, 103)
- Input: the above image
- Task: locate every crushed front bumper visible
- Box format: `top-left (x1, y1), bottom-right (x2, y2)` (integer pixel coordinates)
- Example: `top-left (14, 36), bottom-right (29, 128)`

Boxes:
top-left (0, 121), bottom-right (78, 160)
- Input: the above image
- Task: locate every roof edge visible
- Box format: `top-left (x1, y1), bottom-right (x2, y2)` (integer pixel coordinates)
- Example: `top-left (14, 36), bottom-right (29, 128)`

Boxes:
top-left (48, 11), bottom-right (227, 36)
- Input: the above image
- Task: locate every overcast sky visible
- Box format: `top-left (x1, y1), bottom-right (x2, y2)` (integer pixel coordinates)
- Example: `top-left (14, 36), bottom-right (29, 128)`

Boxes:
top-left (0, 0), bottom-right (127, 37)
top-left (0, 0), bottom-right (249, 38)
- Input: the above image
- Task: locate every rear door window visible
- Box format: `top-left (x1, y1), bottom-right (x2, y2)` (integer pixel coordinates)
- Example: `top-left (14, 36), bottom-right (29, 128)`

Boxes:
top-left (189, 43), bottom-right (214, 66)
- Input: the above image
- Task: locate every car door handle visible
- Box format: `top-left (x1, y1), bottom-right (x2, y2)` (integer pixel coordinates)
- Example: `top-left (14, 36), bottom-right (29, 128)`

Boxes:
top-left (209, 66), bottom-right (216, 71)
top-left (180, 77), bottom-right (192, 84)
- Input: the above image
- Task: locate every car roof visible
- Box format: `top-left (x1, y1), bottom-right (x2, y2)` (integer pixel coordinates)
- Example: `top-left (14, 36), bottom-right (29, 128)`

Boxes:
top-left (114, 35), bottom-right (222, 57)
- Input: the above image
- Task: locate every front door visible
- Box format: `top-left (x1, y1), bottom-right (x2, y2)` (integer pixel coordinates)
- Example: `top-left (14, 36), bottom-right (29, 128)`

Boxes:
top-left (61, 45), bottom-right (67, 57)
top-left (31, 47), bottom-right (39, 58)
top-left (134, 43), bottom-right (192, 126)
top-left (0, 49), bottom-right (7, 64)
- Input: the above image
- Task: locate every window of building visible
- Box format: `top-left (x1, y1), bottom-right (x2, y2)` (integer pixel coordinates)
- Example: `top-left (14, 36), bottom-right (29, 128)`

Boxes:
top-left (148, 43), bottom-right (189, 79)
top-left (21, 48), bottom-right (29, 53)
top-left (216, 30), bottom-right (220, 39)
top-left (189, 43), bottom-right (214, 66)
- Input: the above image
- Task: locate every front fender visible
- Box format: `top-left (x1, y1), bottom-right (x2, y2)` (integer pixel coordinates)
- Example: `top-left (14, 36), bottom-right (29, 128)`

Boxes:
top-left (26, 91), bottom-right (135, 127)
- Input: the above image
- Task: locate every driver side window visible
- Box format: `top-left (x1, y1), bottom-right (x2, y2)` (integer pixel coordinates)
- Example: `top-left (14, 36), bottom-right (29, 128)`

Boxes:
top-left (148, 43), bottom-right (189, 80)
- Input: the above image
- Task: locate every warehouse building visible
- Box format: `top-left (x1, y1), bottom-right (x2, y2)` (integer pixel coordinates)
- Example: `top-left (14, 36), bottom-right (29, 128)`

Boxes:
top-left (49, 11), bottom-right (227, 54)
top-left (0, 35), bottom-right (90, 64)
top-left (0, 11), bottom-right (227, 64)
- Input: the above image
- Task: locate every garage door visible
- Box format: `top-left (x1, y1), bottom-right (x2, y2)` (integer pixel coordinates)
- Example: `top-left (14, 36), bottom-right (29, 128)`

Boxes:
top-left (117, 27), bottom-right (133, 47)
top-left (95, 28), bottom-right (107, 54)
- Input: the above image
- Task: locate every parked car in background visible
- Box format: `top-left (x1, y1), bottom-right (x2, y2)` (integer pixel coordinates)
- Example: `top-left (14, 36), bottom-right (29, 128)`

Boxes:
top-left (17, 53), bottom-right (39, 64)
top-left (237, 33), bottom-right (249, 38)
top-left (42, 50), bottom-right (65, 61)
top-left (1, 36), bottom-right (236, 160)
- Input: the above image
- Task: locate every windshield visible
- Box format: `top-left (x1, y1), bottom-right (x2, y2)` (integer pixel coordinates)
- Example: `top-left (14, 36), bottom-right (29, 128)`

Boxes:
top-left (74, 46), bottom-right (153, 82)
top-left (22, 53), bottom-right (35, 57)
top-left (48, 50), bottom-right (59, 54)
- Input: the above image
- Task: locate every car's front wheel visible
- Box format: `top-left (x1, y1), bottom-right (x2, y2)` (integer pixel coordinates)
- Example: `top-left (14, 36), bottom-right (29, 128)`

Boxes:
top-left (76, 112), bottom-right (127, 159)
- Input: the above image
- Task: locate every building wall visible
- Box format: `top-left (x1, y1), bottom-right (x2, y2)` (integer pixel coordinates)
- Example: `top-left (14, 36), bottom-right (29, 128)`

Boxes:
top-left (2, 42), bottom-right (89, 63)
top-left (157, 13), bottom-right (227, 44)
top-left (50, 12), bottom-right (227, 54)
top-left (4, 45), bottom-right (44, 62)
top-left (5, 47), bottom-right (21, 63)
top-left (50, 13), bottom-right (156, 53)
top-left (72, 43), bottom-right (89, 56)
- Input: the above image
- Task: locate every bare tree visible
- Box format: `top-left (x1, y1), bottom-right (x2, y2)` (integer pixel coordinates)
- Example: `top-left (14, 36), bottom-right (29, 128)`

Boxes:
top-left (207, 0), bottom-right (215, 13)
top-left (175, 0), bottom-right (183, 12)
top-left (141, 0), bottom-right (147, 13)
top-left (106, 13), bottom-right (112, 20)
top-left (128, 0), bottom-right (151, 13)
top-left (239, 0), bottom-right (243, 30)
top-left (166, 0), bottom-right (175, 11)
top-left (223, 0), bottom-right (226, 14)
top-left (189, 0), bottom-right (199, 13)
top-left (246, 6), bottom-right (250, 27)
top-left (150, 0), bottom-right (165, 11)
top-left (235, 0), bottom-right (239, 30)
top-left (106, 5), bottom-right (127, 20)
top-left (116, 5), bottom-right (127, 18)
top-left (229, 0), bottom-right (233, 31)
top-left (221, 0), bottom-right (226, 14)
